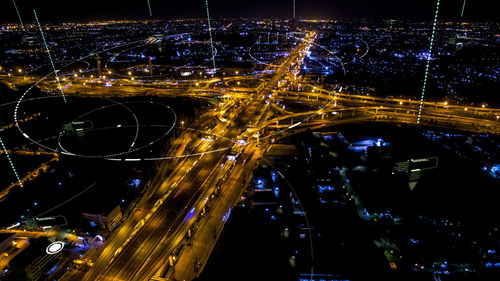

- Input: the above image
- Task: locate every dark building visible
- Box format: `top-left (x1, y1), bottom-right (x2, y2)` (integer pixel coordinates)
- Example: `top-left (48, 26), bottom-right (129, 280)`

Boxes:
top-left (82, 203), bottom-right (123, 233)
top-left (6, 238), bottom-right (62, 281)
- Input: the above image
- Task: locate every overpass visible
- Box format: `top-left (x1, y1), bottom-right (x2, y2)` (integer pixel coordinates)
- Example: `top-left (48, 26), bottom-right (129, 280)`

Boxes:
top-left (1, 28), bottom-right (498, 281)
top-left (63, 31), bottom-right (318, 281)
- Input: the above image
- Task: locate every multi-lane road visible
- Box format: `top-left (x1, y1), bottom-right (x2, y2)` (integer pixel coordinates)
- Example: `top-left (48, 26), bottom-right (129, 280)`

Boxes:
top-left (2, 28), bottom-right (498, 281)
top-left (62, 32), bottom-right (317, 281)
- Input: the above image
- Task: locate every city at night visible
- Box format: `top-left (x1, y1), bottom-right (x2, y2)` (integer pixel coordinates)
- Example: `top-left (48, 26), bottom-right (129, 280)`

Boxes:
top-left (0, 1), bottom-right (499, 281)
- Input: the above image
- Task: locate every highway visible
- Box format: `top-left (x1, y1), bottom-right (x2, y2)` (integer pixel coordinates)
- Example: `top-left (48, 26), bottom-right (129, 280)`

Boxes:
top-left (62, 31), bottom-right (317, 281)
top-left (2, 28), bottom-right (498, 281)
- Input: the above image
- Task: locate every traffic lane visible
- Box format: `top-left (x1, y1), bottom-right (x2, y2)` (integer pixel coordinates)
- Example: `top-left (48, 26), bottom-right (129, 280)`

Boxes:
top-left (83, 157), bottom-right (195, 281)
top-left (87, 36), bottom-right (310, 280)
top-left (102, 139), bottom-right (230, 279)
top-left (118, 107), bottom-right (258, 279)
top-left (167, 142), bottom-right (260, 280)
top-left (128, 157), bottom-right (236, 281)
top-left (84, 128), bottom-right (221, 280)
top-left (113, 155), bottom-right (230, 280)
top-left (102, 161), bottom-right (219, 279)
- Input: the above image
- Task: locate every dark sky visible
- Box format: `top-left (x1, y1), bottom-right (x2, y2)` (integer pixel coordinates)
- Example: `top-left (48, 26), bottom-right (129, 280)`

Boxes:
top-left (2, 0), bottom-right (498, 23)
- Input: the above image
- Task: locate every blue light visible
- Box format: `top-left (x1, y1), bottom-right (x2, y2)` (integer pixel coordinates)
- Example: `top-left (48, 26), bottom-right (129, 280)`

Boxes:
top-left (417, 51), bottom-right (432, 61)
top-left (184, 207), bottom-right (196, 223)
top-left (47, 264), bottom-right (59, 275)
top-left (318, 185), bottom-right (336, 193)
top-left (129, 179), bottom-right (141, 187)
top-left (271, 172), bottom-right (278, 182)
top-left (489, 164), bottom-right (500, 179)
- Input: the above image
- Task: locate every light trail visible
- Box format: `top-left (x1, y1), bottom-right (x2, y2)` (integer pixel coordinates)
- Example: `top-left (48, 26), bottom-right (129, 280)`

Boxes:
top-left (14, 97), bottom-right (176, 159)
top-left (285, 32), bottom-right (347, 75)
top-left (205, 0), bottom-right (216, 71)
top-left (293, 0), bottom-right (296, 19)
top-left (56, 99), bottom-right (142, 158)
top-left (0, 136), bottom-right (23, 187)
top-left (461, 0), bottom-right (467, 18)
top-left (103, 34), bottom-right (219, 78)
top-left (11, 0), bottom-right (23, 26)
top-left (288, 122), bottom-right (302, 129)
top-left (6, 222), bottom-right (20, 230)
top-left (33, 10), bottom-right (67, 103)
top-left (417, 0), bottom-right (440, 125)
top-left (9, 123), bottom-right (236, 162)
top-left (147, 0), bottom-right (152, 17)
top-left (34, 182), bottom-right (97, 218)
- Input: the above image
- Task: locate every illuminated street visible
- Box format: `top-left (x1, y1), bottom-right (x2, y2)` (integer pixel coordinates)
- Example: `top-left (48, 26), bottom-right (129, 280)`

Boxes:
top-left (0, 2), bottom-right (499, 281)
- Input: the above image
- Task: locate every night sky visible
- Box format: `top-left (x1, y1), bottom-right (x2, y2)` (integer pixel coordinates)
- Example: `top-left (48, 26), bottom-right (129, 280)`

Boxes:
top-left (1, 0), bottom-right (498, 23)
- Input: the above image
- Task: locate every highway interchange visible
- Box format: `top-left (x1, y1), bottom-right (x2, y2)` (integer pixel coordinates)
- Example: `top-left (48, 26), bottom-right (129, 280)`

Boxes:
top-left (1, 30), bottom-right (499, 281)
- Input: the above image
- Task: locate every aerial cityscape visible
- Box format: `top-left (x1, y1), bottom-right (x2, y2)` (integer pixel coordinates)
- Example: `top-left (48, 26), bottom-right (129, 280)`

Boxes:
top-left (0, 1), bottom-right (499, 281)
